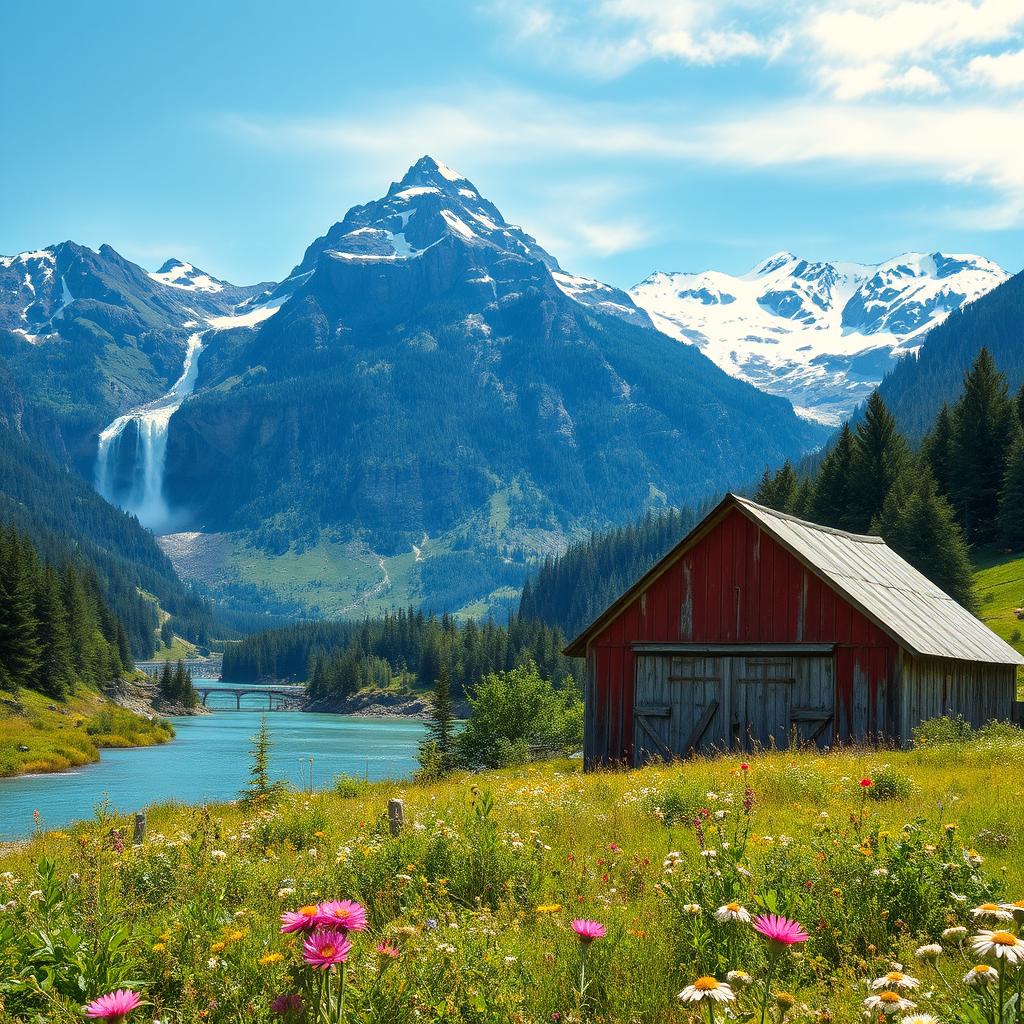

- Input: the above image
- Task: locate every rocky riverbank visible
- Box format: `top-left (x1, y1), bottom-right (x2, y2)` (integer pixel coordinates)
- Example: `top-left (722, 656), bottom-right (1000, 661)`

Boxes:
top-left (106, 676), bottom-right (210, 719)
top-left (304, 689), bottom-right (467, 720)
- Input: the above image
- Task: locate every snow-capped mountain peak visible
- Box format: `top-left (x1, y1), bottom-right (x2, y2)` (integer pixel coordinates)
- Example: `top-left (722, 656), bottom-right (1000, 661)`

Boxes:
top-left (149, 259), bottom-right (225, 294)
top-left (251, 156), bottom-right (652, 328)
top-left (630, 250), bottom-right (1007, 424)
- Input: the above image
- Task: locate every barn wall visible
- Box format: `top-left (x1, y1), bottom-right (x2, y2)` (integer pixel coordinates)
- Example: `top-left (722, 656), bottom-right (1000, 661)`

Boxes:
top-left (585, 507), bottom-right (899, 766)
top-left (900, 653), bottom-right (1016, 732)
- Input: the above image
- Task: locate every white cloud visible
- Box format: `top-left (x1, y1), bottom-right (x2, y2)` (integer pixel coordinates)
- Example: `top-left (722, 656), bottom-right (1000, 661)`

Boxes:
top-left (484, 0), bottom-right (782, 76)
top-left (806, 0), bottom-right (1024, 64)
top-left (694, 99), bottom-right (1024, 224)
top-left (485, 0), bottom-right (1024, 102)
top-left (575, 219), bottom-right (653, 256)
top-left (969, 47), bottom-right (1024, 88)
top-left (223, 82), bottom-right (1024, 231)
top-left (822, 61), bottom-right (946, 99)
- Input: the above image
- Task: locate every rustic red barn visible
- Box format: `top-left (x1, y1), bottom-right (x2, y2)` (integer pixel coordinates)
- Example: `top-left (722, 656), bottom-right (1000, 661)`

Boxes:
top-left (565, 494), bottom-right (1023, 768)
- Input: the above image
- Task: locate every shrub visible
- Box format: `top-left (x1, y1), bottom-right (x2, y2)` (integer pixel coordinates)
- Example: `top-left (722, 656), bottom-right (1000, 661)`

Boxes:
top-left (912, 714), bottom-right (973, 746)
top-left (866, 763), bottom-right (913, 801)
top-left (334, 772), bottom-right (371, 798)
top-left (250, 801), bottom-right (330, 850)
top-left (649, 779), bottom-right (707, 826)
top-left (455, 661), bottom-right (583, 770)
top-left (976, 718), bottom-right (1022, 741)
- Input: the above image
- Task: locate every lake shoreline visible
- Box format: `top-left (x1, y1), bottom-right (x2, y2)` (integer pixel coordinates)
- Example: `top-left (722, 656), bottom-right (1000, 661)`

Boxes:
top-left (0, 708), bottom-right (426, 841)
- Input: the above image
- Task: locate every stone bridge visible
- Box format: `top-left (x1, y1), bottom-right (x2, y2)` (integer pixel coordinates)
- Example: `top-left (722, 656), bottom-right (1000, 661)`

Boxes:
top-left (193, 683), bottom-right (306, 711)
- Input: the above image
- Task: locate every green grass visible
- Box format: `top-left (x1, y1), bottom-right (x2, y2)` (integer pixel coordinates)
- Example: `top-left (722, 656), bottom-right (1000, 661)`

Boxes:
top-left (1, 734), bottom-right (1022, 1022)
top-left (0, 688), bottom-right (174, 777)
top-left (975, 550), bottom-right (1024, 653)
top-left (973, 550), bottom-right (1024, 698)
top-left (148, 634), bottom-right (199, 662)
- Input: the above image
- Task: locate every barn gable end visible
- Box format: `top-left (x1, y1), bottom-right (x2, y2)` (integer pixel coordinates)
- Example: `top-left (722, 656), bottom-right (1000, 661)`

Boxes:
top-left (569, 495), bottom-right (1020, 767)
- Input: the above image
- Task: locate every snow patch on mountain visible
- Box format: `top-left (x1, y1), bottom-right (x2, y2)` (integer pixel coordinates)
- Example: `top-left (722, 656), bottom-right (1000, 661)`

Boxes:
top-left (630, 251), bottom-right (1007, 424)
top-left (149, 259), bottom-right (226, 294)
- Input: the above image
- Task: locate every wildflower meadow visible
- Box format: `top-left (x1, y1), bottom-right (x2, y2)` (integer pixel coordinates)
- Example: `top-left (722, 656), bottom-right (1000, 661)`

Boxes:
top-left (1, 723), bottom-right (1022, 1023)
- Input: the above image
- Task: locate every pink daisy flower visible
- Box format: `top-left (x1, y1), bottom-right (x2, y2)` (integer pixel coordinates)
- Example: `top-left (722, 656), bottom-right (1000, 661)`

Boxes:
top-left (315, 899), bottom-right (368, 932)
top-left (752, 914), bottom-right (809, 948)
top-left (302, 929), bottom-right (353, 970)
top-left (376, 941), bottom-right (401, 958)
top-left (280, 903), bottom-right (321, 934)
top-left (84, 989), bottom-right (142, 1022)
top-left (571, 919), bottom-right (606, 943)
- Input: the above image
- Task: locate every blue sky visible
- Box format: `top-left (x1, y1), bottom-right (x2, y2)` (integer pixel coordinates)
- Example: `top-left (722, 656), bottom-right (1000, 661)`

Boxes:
top-left (2, 1), bottom-right (1023, 288)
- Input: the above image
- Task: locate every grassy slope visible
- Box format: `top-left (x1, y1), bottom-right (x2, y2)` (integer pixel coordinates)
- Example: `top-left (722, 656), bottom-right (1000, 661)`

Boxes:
top-left (0, 687), bottom-right (173, 777)
top-left (974, 550), bottom-right (1024, 697)
top-left (1, 737), bottom-right (1021, 1022)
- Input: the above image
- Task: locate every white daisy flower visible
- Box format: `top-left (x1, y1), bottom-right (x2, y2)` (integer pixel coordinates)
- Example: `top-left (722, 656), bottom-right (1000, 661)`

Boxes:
top-left (864, 991), bottom-right (916, 1014)
top-left (941, 926), bottom-right (968, 941)
top-left (970, 902), bottom-right (1013, 922)
top-left (964, 964), bottom-right (998, 986)
top-left (971, 929), bottom-right (1024, 965)
top-left (679, 977), bottom-right (735, 1003)
top-left (683, 903), bottom-right (702, 914)
top-left (715, 902), bottom-right (751, 923)
top-left (915, 943), bottom-right (942, 961)
top-left (872, 972), bottom-right (919, 990)
top-left (900, 1015), bottom-right (939, 1024)
top-left (726, 970), bottom-right (752, 987)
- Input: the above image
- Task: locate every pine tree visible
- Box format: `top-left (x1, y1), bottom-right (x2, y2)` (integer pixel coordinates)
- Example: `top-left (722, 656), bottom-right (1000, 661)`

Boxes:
top-left (61, 567), bottom-right (91, 683)
top-left (240, 713), bottom-right (283, 806)
top-left (754, 461), bottom-right (798, 512)
top-left (158, 660), bottom-right (174, 702)
top-left (792, 476), bottom-right (815, 519)
top-left (998, 435), bottom-right (1024, 550)
top-left (922, 403), bottom-right (956, 499)
top-left (426, 658), bottom-right (454, 759)
top-left (877, 468), bottom-right (977, 611)
top-left (0, 531), bottom-right (42, 688)
top-left (811, 424), bottom-right (854, 527)
top-left (950, 347), bottom-right (1019, 544)
top-left (847, 392), bottom-right (910, 532)
top-left (34, 567), bottom-right (74, 699)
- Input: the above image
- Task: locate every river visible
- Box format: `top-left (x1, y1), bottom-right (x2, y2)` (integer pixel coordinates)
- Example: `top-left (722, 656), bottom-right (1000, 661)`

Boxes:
top-left (0, 682), bottom-right (425, 840)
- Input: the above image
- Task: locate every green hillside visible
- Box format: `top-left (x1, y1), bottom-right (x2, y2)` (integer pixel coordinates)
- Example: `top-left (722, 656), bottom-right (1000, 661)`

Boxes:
top-left (975, 551), bottom-right (1024, 655)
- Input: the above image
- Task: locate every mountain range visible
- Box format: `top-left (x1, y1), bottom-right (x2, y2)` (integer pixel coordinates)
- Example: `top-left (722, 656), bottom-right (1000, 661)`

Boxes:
top-left (0, 155), bottom-right (1013, 620)
top-left (630, 251), bottom-right (1007, 425)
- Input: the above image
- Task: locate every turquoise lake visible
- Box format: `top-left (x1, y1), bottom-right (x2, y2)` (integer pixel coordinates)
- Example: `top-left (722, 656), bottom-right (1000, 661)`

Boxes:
top-left (0, 682), bottom-right (425, 840)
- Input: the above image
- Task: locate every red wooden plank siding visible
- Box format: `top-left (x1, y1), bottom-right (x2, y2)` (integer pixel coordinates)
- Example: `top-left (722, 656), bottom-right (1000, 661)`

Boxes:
top-left (588, 508), bottom-right (897, 763)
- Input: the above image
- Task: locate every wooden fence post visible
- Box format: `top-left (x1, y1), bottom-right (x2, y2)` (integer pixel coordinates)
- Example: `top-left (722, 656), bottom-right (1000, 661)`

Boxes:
top-left (133, 812), bottom-right (146, 845)
top-left (387, 798), bottom-right (404, 837)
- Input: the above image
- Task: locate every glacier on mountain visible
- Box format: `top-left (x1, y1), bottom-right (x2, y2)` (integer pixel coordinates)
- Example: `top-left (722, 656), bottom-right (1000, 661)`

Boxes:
top-left (630, 250), bottom-right (1007, 424)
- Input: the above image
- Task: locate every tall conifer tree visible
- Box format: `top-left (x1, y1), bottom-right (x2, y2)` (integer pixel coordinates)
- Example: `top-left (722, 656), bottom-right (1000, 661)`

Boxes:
top-left (950, 347), bottom-right (1018, 544)
top-left (34, 567), bottom-right (73, 699)
top-left (847, 392), bottom-right (909, 532)
top-left (998, 435), bottom-right (1024, 550)
top-left (877, 468), bottom-right (976, 610)
top-left (811, 424), bottom-right (854, 527)
top-left (922, 403), bottom-right (956, 499)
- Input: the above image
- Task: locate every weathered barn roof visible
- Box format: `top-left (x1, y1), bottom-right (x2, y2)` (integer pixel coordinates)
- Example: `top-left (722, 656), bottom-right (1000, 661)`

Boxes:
top-left (566, 493), bottom-right (1024, 665)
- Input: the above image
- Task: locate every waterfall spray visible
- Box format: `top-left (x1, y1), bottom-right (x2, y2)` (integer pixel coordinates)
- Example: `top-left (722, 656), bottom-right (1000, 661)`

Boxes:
top-left (95, 331), bottom-right (205, 533)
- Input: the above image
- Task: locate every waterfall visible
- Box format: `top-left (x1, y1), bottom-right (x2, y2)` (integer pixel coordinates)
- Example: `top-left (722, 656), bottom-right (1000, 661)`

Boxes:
top-left (95, 331), bottom-right (205, 533)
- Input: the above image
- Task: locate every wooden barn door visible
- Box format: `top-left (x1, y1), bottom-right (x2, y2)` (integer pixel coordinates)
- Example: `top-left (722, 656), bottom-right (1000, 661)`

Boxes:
top-left (633, 654), bottom-right (726, 764)
top-left (731, 654), bottom-right (835, 750)
top-left (732, 655), bottom-right (794, 750)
